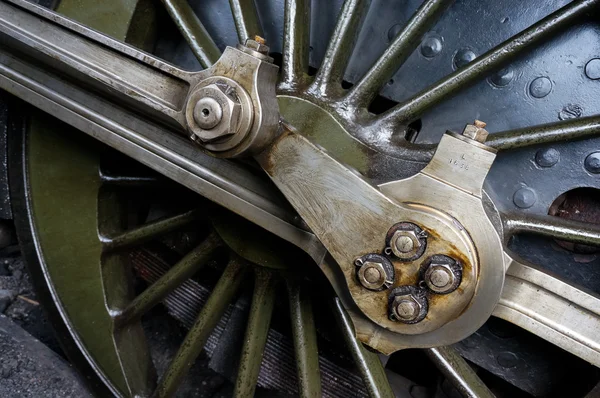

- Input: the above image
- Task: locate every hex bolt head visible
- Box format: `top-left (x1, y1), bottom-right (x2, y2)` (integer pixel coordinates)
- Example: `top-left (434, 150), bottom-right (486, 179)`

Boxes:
top-left (188, 82), bottom-right (243, 144)
top-left (388, 286), bottom-right (428, 324)
top-left (462, 120), bottom-right (489, 143)
top-left (386, 223), bottom-right (427, 261)
top-left (393, 297), bottom-right (420, 321)
top-left (421, 255), bottom-right (463, 294)
top-left (193, 97), bottom-right (223, 130)
top-left (355, 254), bottom-right (394, 291)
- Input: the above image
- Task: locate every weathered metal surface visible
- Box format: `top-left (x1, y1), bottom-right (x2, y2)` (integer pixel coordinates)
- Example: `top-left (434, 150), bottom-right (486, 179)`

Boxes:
top-left (494, 255), bottom-right (600, 368)
top-left (258, 126), bottom-right (484, 341)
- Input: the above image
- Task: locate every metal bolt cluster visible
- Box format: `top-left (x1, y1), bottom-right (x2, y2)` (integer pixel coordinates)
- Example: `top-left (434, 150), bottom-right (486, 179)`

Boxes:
top-left (354, 221), bottom-right (465, 324)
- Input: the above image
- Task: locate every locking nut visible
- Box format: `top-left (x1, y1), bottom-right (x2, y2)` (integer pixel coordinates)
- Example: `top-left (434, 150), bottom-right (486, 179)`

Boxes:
top-left (421, 254), bottom-right (463, 294)
top-left (462, 120), bottom-right (489, 143)
top-left (354, 254), bottom-right (394, 291)
top-left (388, 286), bottom-right (428, 324)
top-left (385, 222), bottom-right (427, 261)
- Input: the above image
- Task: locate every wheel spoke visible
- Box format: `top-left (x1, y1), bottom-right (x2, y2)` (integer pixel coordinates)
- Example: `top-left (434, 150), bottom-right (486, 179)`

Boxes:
top-left (103, 209), bottom-right (203, 251)
top-left (332, 298), bottom-right (395, 398)
top-left (229, 0), bottom-right (263, 44)
top-left (233, 268), bottom-right (277, 398)
top-left (154, 258), bottom-right (247, 398)
top-left (287, 280), bottom-right (322, 397)
top-left (496, 256), bottom-right (600, 367)
top-left (377, 0), bottom-right (599, 125)
top-left (425, 346), bottom-right (494, 398)
top-left (309, 0), bottom-right (371, 96)
top-left (502, 211), bottom-right (600, 247)
top-left (345, 0), bottom-right (453, 108)
top-left (117, 232), bottom-right (222, 324)
top-left (160, 0), bottom-right (221, 68)
top-left (487, 115), bottom-right (600, 150)
top-left (280, 0), bottom-right (311, 89)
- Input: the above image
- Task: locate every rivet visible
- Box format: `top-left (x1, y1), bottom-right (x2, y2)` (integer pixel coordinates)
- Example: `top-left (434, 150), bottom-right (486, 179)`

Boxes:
top-left (489, 67), bottom-right (514, 87)
top-left (584, 152), bottom-right (600, 174)
top-left (559, 104), bottom-right (583, 121)
top-left (535, 148), bottom-right (559, 168)
top-left (387, 24), bottom-right (402, 42)
top-left (513, 187), bottom-right (537, 209)
top-left (496, 352), bottom-right (518, 369)
top-left (453, 48), bottom-right (476, 70)
top-left (420, 36), bottom-right (442, 58)
top-left (585, 58), bottom-right (600, 80)
top-left (529, 77), bottom-right (552, 98)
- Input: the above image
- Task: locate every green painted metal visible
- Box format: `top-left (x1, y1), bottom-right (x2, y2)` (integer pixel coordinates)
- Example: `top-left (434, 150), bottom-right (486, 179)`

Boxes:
top-left (104, 208), bottom-right (203, 252)
top-left (278, 96), bottom-right (370, 174)
top-left (117, 231), bottom-right (222, 324)
top-left (287, 280), bottom-right (322, 398)
top-left (233, 268), bottom-right (277, 398)
top-left (27, 116), bottom-right (130, 394)
top-left (229, 0), bottom-right (263, 43)
top-left (332, 299), bottom-right (395, 398)
top-left (26, 1), bottom-right (159, 395)
top-left (99, 188), bottom-right (157, 396)
top-left (155, 258), bottom-right (248, 397)
top-left (160, 0), bottom-right (221, 68)
top-left (211, 209), bottom-right (310, 270)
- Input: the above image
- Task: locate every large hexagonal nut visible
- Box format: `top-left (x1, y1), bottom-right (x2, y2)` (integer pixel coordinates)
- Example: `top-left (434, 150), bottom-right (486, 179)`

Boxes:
top-left (461, 120), bottom-right (489, 143)
top-left (388, 286), bottom-right (428, 324)
top-left (191, 83), bottom-right (241, 143)
top-left (422, 255), bottom-right (462, 294)
top-left (244, 37), bottom-right (270, 55)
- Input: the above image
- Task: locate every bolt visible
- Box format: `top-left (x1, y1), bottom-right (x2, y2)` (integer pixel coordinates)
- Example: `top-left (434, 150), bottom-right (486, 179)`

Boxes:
top-left (388, 286), bottom-right (428, 324)
top-left (423, 255), bottom-right (462, 294)
top-left (513, 187), bottom-right (537, 208)
top-left (585, 152), bottom-right (600, 174)
top-left (189, 83), bottom-right (242, 144)
top-left (529, 77), bottom-right (552, 98)
top-left (395, 235), bottom-right (414, 253)
top-left (193, 97), bottom-right (223, 129)
top-left (388, 229), bottom-right (424, 260)
top-left (387, 24), bottom-right (402, 42)
top-left (244, 37), bottom-right (270, 55)
top-left (462, 120), bottom-right (489, 143)
top-left (355, 254), bottom-right (393, 291)
top-left (535, 148), bottom-right (560, 168)
top-left (393, 298), bottom-right (420, 321)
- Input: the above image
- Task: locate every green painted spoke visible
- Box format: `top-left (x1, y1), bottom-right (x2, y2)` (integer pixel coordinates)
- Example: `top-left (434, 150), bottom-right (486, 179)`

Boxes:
top-left (280, 0), bottom-right (311, 89)
top-left (345, 0), bottom-right (453, 108)
top-left (377, 0), bottom-right (599, 125)
top-left (233, 268), bottom-right (277, 398)
top-left (332, 298), bottom-right (394, 398)
top-left (425, 346), bottom-right (494, 398)
top-left (154, 258), bottom-right (247, 398)
top-left (287, 280), bottom-right (321, 397)
top-left (229, 0), bottom-right (264, 43)
top-left (117, 232), bottom-right (221, 324)
top-left (160, 0), bottom-right (221, 68)
top-left (503, 212), bottom-right (600, 247)
top-left (103, 209), bottom-right (202, 252)
top-left (310, 0), bottom-right (371, 96)
top-left (487, 115), bottom-right (600, 150)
